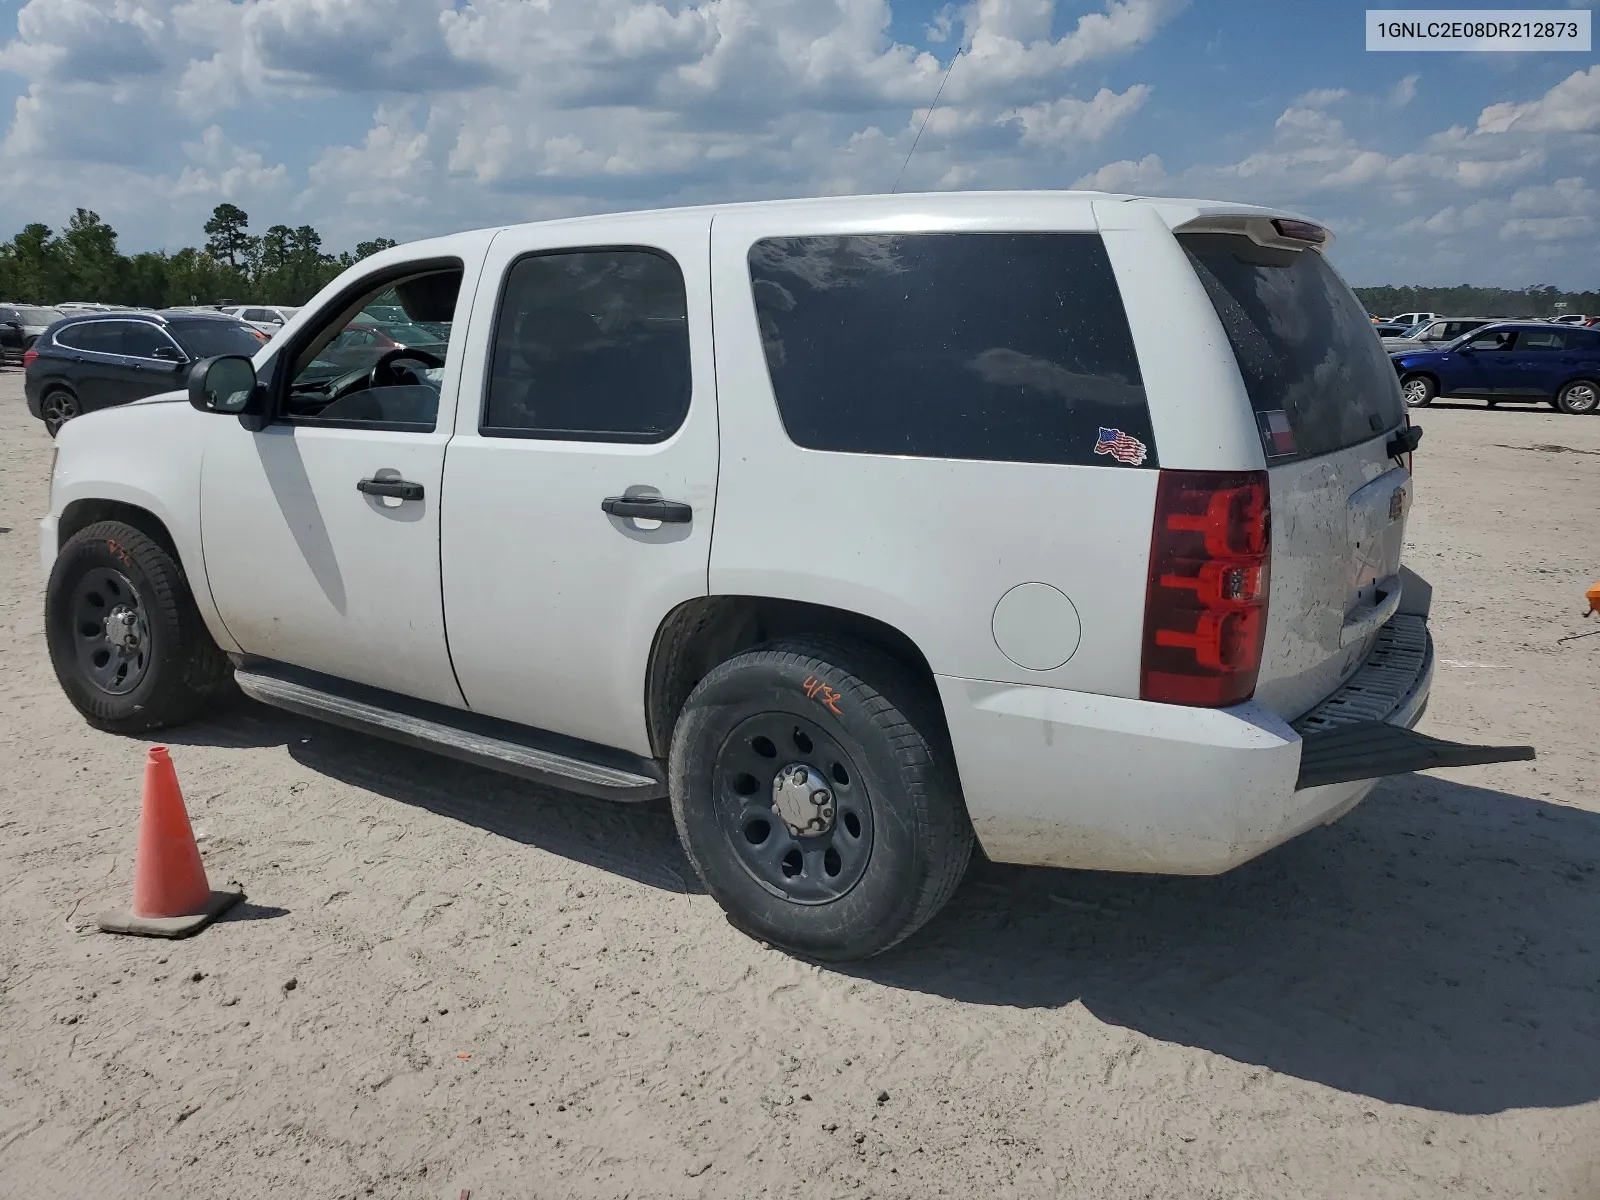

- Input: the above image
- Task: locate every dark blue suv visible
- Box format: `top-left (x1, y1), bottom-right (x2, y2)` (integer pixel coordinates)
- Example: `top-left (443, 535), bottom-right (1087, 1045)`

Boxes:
top-left (1392, 322), bottom-right (1600, 415)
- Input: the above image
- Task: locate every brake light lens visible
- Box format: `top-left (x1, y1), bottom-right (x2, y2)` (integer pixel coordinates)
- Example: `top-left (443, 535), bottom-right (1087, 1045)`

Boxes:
top-left (22, 349), bottom-right (38, 368)
top-left (1141, 470), bottom-right (1271, 707)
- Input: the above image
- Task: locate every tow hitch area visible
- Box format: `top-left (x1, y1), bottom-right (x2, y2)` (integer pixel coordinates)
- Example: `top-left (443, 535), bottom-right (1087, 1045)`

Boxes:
top-left (1296, 720), bottom-right (1535, 790)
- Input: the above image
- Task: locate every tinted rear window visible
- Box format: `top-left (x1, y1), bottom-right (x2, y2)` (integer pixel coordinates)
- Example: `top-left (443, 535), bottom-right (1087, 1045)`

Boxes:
top-left (170, 320), bottom-right (264, 359)
top-left (1179, 233), bottom-right (1403, 462)
top-left (749, 233), bottom-right (1155, 467)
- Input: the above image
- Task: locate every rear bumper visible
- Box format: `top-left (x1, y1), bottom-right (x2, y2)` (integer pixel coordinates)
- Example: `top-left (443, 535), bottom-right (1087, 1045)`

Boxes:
top-left (941, 617), bottom-right (1440, 875)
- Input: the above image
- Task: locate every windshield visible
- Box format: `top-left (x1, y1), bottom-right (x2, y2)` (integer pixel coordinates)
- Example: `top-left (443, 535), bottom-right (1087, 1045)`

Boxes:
top-left (171, 320), bottom-right (266, 359)
top-left (1180, 233), bottom-right (1404, 462)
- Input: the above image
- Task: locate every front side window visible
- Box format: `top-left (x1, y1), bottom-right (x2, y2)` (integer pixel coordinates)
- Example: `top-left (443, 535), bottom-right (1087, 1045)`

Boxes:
top-left (483, 248), bottom-right (691, 442)
top-left (117, 321), bottom-right (178, 359)
top-left (748, 233), bottom-right (1153, 467)
top-left (281, 266), bottom-right (462, 431)
top-left (1467, 329), bottom-right (1515, 351)
top-left (1180, 232), bottom-right (1403, 462)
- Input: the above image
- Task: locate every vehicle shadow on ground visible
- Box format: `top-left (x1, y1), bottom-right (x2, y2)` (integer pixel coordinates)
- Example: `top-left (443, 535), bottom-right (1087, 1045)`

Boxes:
top-left (860, 774), bottom-right (1600, 1116)
top-left (167, 703), bottom-right (1597, 1114)
top-left (162, 699), bottom-right (700, 896)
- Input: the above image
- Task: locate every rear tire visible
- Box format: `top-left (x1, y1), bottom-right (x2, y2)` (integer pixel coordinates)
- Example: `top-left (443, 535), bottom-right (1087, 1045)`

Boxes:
top-left (40, 388), bottom-right (80, 437)
top-left (1556, 379), bottom-right (1599, 415)
top-left (668, 638), bottom-right (973, 961)
top-left (45, 521), bottom-right (234, 733)
top-left (1401, 375), bottom-right (1436, 408)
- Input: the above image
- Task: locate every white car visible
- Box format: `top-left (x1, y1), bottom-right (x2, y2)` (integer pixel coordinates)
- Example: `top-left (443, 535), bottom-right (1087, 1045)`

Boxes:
top-left (1549, 314), bottom-right (1590, 326)
top-left (1386, 311), bottom-right (1438, 327)
top-left (223, 305), bottom-right (300, 337)
top-left (38, 192), bottom-right (1532, 960)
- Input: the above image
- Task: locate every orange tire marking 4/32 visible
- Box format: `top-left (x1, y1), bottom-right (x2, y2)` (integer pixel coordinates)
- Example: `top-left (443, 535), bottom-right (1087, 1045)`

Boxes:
top-left (802, 675), bottom-right (843, 715)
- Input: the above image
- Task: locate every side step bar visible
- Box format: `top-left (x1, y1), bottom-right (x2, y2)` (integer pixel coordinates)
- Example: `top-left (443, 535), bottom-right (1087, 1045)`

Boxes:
top-left (233, 660), bottom-right (667, 802)
top-left (1296, 720), bottom-right (1535, 790)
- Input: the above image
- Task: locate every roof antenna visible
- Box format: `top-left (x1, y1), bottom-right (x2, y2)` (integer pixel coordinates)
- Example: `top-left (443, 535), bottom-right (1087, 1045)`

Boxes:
top-left (892, 48), bottom-right (962, 195)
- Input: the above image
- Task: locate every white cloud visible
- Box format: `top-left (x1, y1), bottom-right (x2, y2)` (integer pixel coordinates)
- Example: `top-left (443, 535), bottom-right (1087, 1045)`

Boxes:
top-left (1071, 152), bottom-right (1165, 191)
top-left (1293, 87), bottom-right (1347, 109)
top-left (1476, 65), bottom-right (1600, 134)
top-left (1002, 84), bottom-right (1150, 147)
top-left (1389, 73), bottom-right (1419, 109)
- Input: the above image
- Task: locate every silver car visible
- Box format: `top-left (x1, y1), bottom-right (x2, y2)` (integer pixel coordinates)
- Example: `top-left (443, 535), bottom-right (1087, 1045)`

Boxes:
top-left (1380, 316), bottom-right (1502, 353)
top-left (223, 305), bottom-right (300, 337)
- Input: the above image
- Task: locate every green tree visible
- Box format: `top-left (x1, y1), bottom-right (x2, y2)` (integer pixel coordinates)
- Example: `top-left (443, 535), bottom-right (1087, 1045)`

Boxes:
top-left (61, 208), bottom-right (123, 300)
top-left (0, 222), bottom-right (69, 302)
top-left (355, 237), bottom-right (398, 260)
top-left (202, 202), bottom-right (252, 270)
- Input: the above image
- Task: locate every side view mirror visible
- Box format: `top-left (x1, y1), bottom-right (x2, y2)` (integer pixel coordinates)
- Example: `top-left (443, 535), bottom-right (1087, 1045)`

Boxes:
top-left (188, 355), bottom-right (260, 415)
top-left (151, 345), bottom-right (186, 363)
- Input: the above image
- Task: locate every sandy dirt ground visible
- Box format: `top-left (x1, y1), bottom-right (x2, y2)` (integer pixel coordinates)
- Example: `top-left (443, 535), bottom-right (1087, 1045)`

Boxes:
top-left (1, 370), bottom-right (1598, 1200)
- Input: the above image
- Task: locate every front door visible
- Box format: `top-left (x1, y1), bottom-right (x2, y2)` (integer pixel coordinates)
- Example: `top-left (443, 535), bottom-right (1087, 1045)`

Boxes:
top-left (440, 214), bottom-right (719, 755)
top-left (200, 241), bottom-right (494, 707)
top-left (1456, 327), bottom-right (1519, 396)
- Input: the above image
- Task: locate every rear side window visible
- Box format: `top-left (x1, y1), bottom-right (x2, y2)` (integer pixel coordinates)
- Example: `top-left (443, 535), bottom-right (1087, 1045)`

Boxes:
top-left (483, 248), bottom-right (691, 443)
top-left (1569, 329), bottom-right (1600, 351)
top-left (748, 233), bottom-right (1154, 467)
top-left (1179, 233), bottom-right (1403, 463)
top-left (54, 322), bottom-right (118, 353)
top-left (1519, 329), bottom-right (1564, 350)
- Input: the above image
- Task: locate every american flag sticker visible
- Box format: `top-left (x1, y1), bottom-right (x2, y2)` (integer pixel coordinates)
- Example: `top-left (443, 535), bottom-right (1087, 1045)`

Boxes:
top-left (1094, 427), bottom-right (1148, 466)
top-left (1257, 409), bottom-right (1297, 459)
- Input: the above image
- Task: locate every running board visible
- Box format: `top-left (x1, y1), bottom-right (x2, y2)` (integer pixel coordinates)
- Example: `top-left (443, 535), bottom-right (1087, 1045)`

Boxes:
top-left (232, 661), bottom-right (666, 802)
top-left (1296, 720), bottom-right (1534, 790)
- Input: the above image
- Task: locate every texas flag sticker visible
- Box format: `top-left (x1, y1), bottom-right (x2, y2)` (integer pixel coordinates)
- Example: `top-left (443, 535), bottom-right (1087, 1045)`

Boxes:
top-left (1257, 409), bottom-right (1298, 460)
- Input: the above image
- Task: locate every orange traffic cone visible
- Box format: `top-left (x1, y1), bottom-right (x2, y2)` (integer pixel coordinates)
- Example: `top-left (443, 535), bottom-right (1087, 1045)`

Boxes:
top-left (97, 747), bottom-right (244, 938)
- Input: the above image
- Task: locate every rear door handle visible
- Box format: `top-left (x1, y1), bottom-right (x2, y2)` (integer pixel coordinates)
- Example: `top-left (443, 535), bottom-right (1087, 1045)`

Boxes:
top-left (357, 477), bottom-right (424, 501)
top-left (601, 495), bottom-right (692, 523)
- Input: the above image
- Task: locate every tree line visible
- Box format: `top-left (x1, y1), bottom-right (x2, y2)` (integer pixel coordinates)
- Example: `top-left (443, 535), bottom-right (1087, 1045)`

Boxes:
top-left (1354, 284), bottom-right (1600, 319)
top-left (0, 204), bottom-right (398, 309)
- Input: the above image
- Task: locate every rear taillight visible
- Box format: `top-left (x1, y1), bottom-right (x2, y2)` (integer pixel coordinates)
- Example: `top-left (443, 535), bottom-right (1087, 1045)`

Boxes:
top-left (22, 349), bottom-right (38, 368)
top-left (1141, 470), bottom-right (1271, 707)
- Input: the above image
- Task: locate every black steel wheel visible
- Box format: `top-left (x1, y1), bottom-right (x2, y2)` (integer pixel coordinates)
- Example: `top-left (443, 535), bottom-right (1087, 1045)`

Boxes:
top-left (713, 711), bottom-right (874, 905)
top-left (41, 388), bottom-right (80, 436)
top-left (68, 566), bottom-right (152, 695)
top-left (46, 520), bottom-right (234, 733)
top-left (669, 637), bottom-right (973, 961)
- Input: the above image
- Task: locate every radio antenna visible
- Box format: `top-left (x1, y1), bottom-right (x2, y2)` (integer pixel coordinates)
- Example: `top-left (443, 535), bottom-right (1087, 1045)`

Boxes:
top-left (892, 48), bottom-right (962, 195)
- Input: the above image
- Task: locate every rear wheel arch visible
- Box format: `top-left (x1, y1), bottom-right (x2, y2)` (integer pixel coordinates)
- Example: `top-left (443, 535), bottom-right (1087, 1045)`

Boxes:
top-left (644, 596), bottom-right (945, 760)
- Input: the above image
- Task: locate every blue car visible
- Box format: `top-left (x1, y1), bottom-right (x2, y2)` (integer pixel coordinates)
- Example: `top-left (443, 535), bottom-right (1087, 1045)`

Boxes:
top-left (1392, 321), bottom-right (1600, 415)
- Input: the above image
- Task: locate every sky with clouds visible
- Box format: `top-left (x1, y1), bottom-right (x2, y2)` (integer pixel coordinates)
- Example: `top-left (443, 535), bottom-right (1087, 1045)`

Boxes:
top-left (0, 0), bottom-right (1596, 287)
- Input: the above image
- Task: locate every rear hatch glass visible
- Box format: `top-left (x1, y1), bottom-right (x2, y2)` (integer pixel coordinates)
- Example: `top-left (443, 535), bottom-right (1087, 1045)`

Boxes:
top-left (1179, 233), bottom-right (1403, 463)
top-left (1178, 232), bottom-right (1412, 720)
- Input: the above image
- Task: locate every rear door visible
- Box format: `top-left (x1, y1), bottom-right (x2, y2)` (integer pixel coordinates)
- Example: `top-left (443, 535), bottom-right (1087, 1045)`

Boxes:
top-left (440, 213), bottom-right (718, 755)
top-left (51, 321), bottom-right (124, 409)
top-left (1510, 326), bottom-right (1567, 397)
top-left (1174, 229), bottom-right (1413, 720)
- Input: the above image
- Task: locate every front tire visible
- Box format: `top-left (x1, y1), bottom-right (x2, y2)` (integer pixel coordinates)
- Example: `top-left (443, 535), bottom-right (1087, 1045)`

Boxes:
top-left (45, 521), bottom-right (233, 733)
top-left (1556, 379), bottom-right (1599, 415)
top-left (40, 388), bottom-right (81, 437)
top-left (668, 638), bottom-right (973, 961)
top-left (1401, 375), bottom-right (1436, 408)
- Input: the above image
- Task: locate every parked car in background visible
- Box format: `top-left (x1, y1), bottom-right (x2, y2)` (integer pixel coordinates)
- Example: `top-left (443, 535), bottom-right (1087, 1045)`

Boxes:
top-left (1549, 313), bottom-right (1591, 326)
top-left (0, 304), bottom-right (65, 349)
top-left (24, 310), bottom-right (267, 435)
top-left (1372, 322), bottom-right (1413, 338)
top-left (1385, 311), bottom-right (1438, 327)
top-left (223, 305), bottom-right (300, 336)
top-left (1380, 316), bottom-right (1500, 353)
top-left (0, 314), bottom-right (23, 365)
top-left (1392, 321), bottom-right (1600, 414)
top-left (54, 302), bottom-right (114, 314)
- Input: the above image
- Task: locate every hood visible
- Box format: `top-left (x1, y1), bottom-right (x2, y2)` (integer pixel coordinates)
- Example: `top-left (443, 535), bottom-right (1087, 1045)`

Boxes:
top-left (129, 388), bottom-right (189, 407)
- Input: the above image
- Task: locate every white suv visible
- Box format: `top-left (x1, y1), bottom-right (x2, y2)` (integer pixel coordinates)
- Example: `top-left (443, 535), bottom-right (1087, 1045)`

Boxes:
top-left (39, 192), bottom-right (1532, 960)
